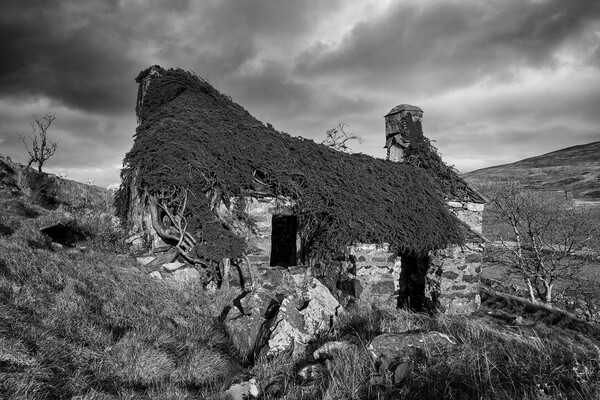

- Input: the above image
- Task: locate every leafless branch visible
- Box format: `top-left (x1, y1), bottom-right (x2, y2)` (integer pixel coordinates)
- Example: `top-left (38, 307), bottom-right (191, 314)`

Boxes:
top-left (321, 123), bottom-right (362, 153)
top-left (20, 113), bottom-right (58, 173)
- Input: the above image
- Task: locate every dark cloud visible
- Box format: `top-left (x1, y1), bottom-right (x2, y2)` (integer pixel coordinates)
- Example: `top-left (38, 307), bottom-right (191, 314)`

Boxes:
top-left (0, 0), bottom-right (598, 186)
top-left (295, 0), bottom-right (600, 94)
top-left (0, 0), bottom-right (143, 114)
top-left (202, 0), bottom-right (328, 41)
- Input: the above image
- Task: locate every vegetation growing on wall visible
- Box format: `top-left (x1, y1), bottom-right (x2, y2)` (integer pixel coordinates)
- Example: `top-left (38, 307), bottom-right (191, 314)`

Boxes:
top-left (117, 66), bottom-right (465, 262)
top-left (402, 116), bottom-right (477, 201)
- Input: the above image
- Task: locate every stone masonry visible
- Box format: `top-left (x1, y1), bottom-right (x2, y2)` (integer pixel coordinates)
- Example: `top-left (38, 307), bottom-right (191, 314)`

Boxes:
top-left (217, 196), bottom-right (298, 269)
top-left (348, 243), bottom-right (401, 305)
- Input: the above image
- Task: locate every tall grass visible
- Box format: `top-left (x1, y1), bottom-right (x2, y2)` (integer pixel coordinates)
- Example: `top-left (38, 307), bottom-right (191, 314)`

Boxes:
top-left (2, 167), bottom-right (600, 399)
top-left (248, 302), bottom-right (600, 400)
top-left (0, 229), bottom-right (239, 399)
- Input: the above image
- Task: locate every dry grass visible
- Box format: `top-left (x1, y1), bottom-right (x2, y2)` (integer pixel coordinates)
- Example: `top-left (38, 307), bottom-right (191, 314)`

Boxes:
top-left (247, 302), bottom-right (600, 400)
top-left (2, 162), bottom-right (600, 399)
top-left (0, 205), bottom-right (240, 399)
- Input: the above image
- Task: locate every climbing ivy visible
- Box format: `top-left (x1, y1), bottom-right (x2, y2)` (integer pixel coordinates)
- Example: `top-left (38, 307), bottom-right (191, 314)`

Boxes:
top-left (117, 67), bottom-right (465, 263)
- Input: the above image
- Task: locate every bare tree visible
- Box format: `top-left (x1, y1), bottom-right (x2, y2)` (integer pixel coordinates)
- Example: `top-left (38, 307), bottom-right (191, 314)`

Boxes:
top-left (321, 123), bottom-right (362, 153)
top-left (556, 277), bottom-right (600, 322)
top-left (20, 113), bottom-right (58, 173)
top-left (480, 180), bottom-right (598, 305)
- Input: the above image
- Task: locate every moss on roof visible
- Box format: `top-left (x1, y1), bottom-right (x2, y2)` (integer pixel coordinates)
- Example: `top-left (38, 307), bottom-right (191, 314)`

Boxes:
top-left (117, 66), bottom-right (465, 261)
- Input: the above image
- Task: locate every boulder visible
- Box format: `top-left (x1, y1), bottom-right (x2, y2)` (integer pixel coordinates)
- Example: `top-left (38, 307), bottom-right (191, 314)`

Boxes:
top-left (391, 358), bottom-right (414, 384)
top-left (164, 267), bottom-right (201, 284)
top-left (262, 296), bottom-right (310, 358)
top-left (162, 261), bottom-right (185, 271)
top-left (223, 268), bottom-right (342, 361)
top-left (224, 289), bottom-right (280, 360)
top-left (368, 331), bottom-right (456, 361)
top-left (224, 378), bottom-right (259, 400)
top-left (301, 278), bottom-right (341, 335)
top-left (298, 363), bottom-right (327, 382)
top-left (370, 354), bottom-right (414, 386)
top-left (136, 255), bottom-right (155, 266)
top-left (368, 331), bottom-right (455, 386)
top-left (149, 271), bottom-right (162, 280)
top-left (313, 341), bottom-right (356, 361)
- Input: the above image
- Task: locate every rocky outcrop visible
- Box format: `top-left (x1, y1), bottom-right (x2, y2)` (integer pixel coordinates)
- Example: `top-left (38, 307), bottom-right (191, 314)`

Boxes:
top-left (223, 266), bottom-right (342, 361)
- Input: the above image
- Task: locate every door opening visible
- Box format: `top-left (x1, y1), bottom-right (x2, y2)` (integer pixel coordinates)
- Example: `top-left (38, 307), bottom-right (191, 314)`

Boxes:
top-left (397, 254), bottom-right (429, 311)
top-left (270, 215), bottom-right (297, 267)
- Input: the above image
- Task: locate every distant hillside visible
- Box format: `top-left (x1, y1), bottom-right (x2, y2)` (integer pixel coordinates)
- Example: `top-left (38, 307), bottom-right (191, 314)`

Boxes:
top-left (464, 141), bottom-right (600, 201)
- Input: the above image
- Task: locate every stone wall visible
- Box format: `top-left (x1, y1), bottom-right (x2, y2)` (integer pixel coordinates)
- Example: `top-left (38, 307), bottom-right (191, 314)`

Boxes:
top-left (348, 243), bottom-right (400, 306)
top-left (430, 242), bottom-right (483, 314)
top-left (217, 196), bottom-right (298, 268)
top-left (334, 200), bottom-right (485, 313)
top-left (432, 200), bottom-right (485, 314)
top-left (446, 200), bottom-right (484, 234)
top-left (215, 196), bottom-right (485, 315)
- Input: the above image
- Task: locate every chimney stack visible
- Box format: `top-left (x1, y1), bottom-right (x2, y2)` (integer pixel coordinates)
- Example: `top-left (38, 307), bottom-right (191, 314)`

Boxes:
top-left (135, 65), bottom-right (163, 125)
top-left (384, 104), bottom-right (423, 162)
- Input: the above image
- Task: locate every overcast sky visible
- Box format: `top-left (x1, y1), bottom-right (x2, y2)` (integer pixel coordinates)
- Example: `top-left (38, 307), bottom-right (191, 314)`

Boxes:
top-left (1, 0), bottom-right (599, 187)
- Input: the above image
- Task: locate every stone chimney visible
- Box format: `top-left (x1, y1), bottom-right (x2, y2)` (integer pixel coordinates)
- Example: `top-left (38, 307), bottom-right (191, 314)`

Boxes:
top-left (384, 104), bottom-right (423, 162)
top-left (135, 65), bottom-right (163, 125)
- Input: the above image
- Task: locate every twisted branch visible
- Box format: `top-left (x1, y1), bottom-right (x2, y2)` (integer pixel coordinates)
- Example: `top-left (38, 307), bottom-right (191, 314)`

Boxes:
top-left (148, 191), bottom-right (208, 268)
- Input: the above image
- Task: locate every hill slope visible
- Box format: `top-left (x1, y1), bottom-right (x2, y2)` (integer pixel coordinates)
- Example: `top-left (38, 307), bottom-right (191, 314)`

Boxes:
top-left (2, 154), bottom-right (600, 399)
top-left (464, 141), bottom-right (600, 201)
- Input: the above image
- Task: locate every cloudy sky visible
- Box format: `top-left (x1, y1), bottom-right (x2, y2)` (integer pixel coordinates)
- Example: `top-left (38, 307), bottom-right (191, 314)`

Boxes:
top-left (1, 0), bottom-right (599, 187)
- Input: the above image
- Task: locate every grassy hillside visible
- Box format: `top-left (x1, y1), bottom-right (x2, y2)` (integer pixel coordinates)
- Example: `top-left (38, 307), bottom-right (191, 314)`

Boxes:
top-left (2, 155), bottom-right (600, 399)
top-left (464, 141), bottom-right (600, 201)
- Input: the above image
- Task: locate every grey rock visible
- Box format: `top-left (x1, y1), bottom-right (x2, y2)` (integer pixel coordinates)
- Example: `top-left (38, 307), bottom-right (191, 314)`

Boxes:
top-left (368, 331), bottom-right (456, 361)
top-left (313, 341), bottom-right (356, 361)
top-left (224, 289), bottom-right (279, 360)
top-left (224, 378), bottom-right (259, 400)
top-left (223, 270), bottom-right (342, 361)
top-left (392, 358), bottom-right (414, 384)
top-left (263, 296), bottom-right (309, 358)
top-left (165, 267), bottom-right (201, 284)
top-left (368, 331), bottom-right (454, 386)
top-left (136, 255), bottom-right (155, 266)
top-left (149, 271), bottom-right (162, 280)
top-left (301, 277), bottom-right (342, 335)
top-left (162, 261), bottom-right (185, 271)
top-left (298, 363), bottom-right (327, 381)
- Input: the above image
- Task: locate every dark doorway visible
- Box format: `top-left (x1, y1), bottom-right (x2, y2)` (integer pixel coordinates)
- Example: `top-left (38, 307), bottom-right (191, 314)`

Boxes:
top-left (270, 215), bottom-right (297, 267)
top-left (397, 254), bottom-right (429, 311)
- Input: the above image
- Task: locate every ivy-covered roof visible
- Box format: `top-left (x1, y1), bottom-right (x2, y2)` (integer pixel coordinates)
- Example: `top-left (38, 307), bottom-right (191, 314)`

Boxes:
top-left (117, 66), bottom-right (466, 261)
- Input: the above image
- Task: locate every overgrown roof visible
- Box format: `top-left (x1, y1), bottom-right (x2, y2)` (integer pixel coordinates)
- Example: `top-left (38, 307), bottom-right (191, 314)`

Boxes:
top-left (117, 66), bottom-right (465, 261)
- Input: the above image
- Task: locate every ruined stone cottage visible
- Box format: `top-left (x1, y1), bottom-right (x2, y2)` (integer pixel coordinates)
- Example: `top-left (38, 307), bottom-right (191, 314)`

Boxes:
top-left (117, 66), bottom-right (485, 315)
